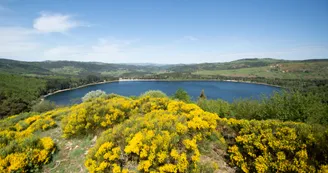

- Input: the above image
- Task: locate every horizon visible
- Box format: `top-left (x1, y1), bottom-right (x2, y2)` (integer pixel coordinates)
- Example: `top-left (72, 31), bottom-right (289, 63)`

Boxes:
top-left (0, 0), bottom-right (328, 64)
top-left (2, 57), bottom-right (328, 65)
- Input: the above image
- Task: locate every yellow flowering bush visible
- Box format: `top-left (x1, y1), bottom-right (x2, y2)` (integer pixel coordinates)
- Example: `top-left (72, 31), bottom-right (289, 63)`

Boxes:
top-left (85, 98), bottom-right (220, 172)
top-left (3, 92), bottom-right (328, 173)
top-left (0, 134), bottom-right (56, 172)
top-left (62, 96), bottom-right (170, 138)
top-left (0, 109), bottom-right (62, 172)
top-left (218, 118), bottom-right (328, 172)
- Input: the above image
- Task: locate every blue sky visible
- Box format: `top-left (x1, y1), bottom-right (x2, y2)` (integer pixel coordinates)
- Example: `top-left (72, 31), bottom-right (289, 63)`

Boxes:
top-left (0, 0), bottom-right (327, 64)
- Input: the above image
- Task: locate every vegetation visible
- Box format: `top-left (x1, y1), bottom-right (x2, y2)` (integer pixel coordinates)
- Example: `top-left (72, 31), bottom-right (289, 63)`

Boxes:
top-left (197, 99), bottom-right (231, 118)
top-left (31, 100), bottom-right (57, 113)
top-left (0, 109), bottom-right (69, 172)
top-left (82, 90), bottom-right (107, 102)
top-left (0, 73), bottom-right (47, 118)
top-left (172, 88), bottom-right (191, 103)
top-left (83, 97), bottom-right (219, 172)
top-left (218, 118), bottom-right (328, 172)
top-left (0, 92), bottom-right (327, 172)
top-left (1, 58), bottom-right (328, 118)
top-left (199, 90), bottom-right (207, 99)
top-left (1, 57), bottom-right (328, 172)
top-left (197, 90), bottom-right (328, 125)
top-left (140, 90), bottom-right (168, 98)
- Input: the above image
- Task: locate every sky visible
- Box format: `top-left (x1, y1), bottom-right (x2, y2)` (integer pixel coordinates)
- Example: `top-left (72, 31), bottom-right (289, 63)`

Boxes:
top-left (0, 0), bottom-right (327, 64)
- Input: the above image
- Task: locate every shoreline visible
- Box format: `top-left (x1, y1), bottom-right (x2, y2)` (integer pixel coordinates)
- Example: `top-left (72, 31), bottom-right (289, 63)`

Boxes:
top-left (41, 80), bottom-right (119, 99)
top-left (42, 78), bottom-right (282, 100)
top-left (118, 78), bottom-right (282, 88)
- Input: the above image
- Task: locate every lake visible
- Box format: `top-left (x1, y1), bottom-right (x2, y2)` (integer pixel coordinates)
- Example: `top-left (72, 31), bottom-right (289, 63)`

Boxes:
top-left (45, 81), bottom-right (281, 105)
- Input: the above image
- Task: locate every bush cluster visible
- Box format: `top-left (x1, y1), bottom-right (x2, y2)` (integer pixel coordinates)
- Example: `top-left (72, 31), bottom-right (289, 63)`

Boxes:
top-left (198, 91), bottom-right (328, 125)
top-left (62, 96), bottom-right (170, 138)
top-left (217, 118), bottom-right (328, 173)
top-left (0, 109), bottom-right (66, 172)
top-left (82, 90), bottom-right (107, 102)
top-left (2, 89), bottom-right (328, 173)
top-left (80, 98), bottom-right (220, 172)
top-left (140, 90), bottom-right (168, 98)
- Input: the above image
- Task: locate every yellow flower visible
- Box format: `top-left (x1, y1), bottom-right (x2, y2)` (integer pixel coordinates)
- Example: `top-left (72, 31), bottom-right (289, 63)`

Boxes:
top-left (6, 153), bottom-right (28, 172)
top-left (124, 132), bottom-right (143, 154)
top-left (176, 123), bottom-right (188, 134)
top-left (138, 160), bottom-right (151, 172)
top-left (159, 164), bottom-right (176, 173)
top-left (41, 137), bottom-right (55, 151)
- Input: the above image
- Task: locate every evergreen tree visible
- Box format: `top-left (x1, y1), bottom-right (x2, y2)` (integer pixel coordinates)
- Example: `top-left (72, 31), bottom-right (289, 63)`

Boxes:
top-left (172, 88), bottom-right (191, 103)
top-left (199, 89), bottom-right (207, 99)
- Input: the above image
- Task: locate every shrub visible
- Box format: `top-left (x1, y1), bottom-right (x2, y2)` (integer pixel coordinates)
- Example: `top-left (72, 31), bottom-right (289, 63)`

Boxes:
top-left (82, 90), bottom-right (107, 102)
top-left (217, 118), bottom-right (328, 172)
top-left (0, 111), bottom-right (60, 172)
top-left (0, 135), bottom-right (56, 172)
top-left (61, 97), bottom-right (171, 138)
top-left (84, 99), bottom-right (220, 172)
top-left (199, 89), bottom-right (207, 99)
top-left (197, 99), bottom-right (231, 118)
top-left (140, 90), bottom-right (167, 98)
top-left (231, 99), bottom-right (262, 119)
top-left (32, 100), bottom-right (56, 113)
top-left (228, 91), bottom-right (328, 125)
top-left (0, 112), bottom-right (37, 131)
top-left (172, 88), bottom-right (191, 103)
top-left (261, 91), bottom-right (327, 124)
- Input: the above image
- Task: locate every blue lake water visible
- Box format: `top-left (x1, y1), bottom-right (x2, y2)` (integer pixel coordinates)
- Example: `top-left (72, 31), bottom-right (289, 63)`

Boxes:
top-left (45, 81), bottom-right (281, 105)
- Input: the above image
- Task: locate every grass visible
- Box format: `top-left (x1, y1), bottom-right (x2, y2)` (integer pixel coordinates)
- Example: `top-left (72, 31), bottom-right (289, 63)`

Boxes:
top-left (50, 66), bottom-right (83, 75)
top-left (37, 121), bottom-right (234, 173)
top-left (193, 61), bottom-right (328, 79)
top-left (39, 122), bottom-right (96, 173)
top-left (100, 70), bottom-right (130, 76)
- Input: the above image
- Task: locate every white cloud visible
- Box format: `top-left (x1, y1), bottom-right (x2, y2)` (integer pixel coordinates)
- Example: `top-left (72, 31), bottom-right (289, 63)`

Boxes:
top-left (1, 22), bottom-right (327, 63)
top-left (43, 39), bottom-right (131, 62)
top-left (41, 39), bottom-right (328, 64)
top-left (0, 27), bottom-right (40, 58)
top-left (33, 12), bottom-right (82, 33)
top-left (43, 46), bottom-right (84, 60)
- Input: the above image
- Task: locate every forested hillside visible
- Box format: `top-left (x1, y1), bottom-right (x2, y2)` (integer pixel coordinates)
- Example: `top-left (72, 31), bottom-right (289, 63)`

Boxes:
top-left (0, 73), bottom-right (47, 117)
top-left (1, 58), bottom-right (328, 79)
top-left (1, 58), bottom-right (328, 118)
top-left (0, 59), bottom-right (163, 77)
top-left (166, 59), bottom-right (328, 79)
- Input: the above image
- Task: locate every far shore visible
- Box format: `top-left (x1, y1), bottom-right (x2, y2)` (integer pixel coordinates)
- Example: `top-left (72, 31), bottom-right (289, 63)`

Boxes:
top-left (42, 78), bottom-right (282, 100)
top-left (41, 80), bottom-right (119, 100)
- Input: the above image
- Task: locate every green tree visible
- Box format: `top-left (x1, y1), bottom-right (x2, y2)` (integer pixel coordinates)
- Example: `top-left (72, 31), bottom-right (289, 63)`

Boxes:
top-left (140, 90), bottom-right (167, 98)
top-left (172, 88), bottom-right (191, 103)
top-left (197, 99), bottom-right (231, 117)
top-left (199, 89), bottom-right (207, 99)
top-left (31, 100), bottom-right (56, 113)
top-left (82, 90), bottom-right (107, 102)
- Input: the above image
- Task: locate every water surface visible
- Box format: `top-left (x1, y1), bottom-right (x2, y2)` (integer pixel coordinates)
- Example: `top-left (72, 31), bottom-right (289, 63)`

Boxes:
top-left (46, 81), bottom-right (281, 105)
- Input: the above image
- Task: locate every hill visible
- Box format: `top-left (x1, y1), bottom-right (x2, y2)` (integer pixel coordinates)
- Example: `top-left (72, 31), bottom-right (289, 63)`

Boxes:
top-left (1, 58), bottom-right (328, 79)
top-left (0, 59), bottom-right (162, 77)
top-left (1, 58), bottom-right (328, 118)
top-left (167, 58), bottom-right (328, 79)
top-left (0, 94), bottom-right (327, 172)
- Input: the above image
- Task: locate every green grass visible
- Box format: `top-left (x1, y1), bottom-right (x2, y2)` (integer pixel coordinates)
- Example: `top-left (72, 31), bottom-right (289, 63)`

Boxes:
top-left (39, 123), bottom-right (95, 173)
top-left (100, 70), bottom-right (130, 76)
top-left (193, 61), bottom-right (328, 79)
top-left (50, 66), bottom-right (83, 75)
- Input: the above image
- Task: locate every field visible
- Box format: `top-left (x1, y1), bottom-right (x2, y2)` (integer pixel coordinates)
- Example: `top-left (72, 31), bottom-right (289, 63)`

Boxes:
top-left (193, 62), bottom-right (328, 79)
